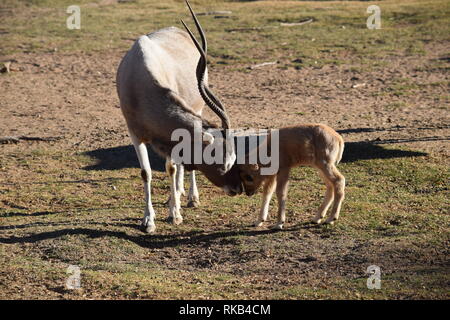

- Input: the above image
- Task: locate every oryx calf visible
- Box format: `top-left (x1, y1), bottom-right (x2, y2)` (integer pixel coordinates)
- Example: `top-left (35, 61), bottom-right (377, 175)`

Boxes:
top-left (238, 124), bottom-right (345, 229)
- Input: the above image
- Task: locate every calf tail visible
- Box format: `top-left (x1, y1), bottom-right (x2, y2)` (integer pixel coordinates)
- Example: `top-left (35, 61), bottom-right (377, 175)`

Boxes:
top-left (335, 138), bottom-right (344, 165)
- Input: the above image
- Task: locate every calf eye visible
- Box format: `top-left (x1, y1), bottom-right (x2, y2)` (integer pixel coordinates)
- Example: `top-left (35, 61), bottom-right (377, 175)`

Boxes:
top-left (244, 174), bottom-right (253, 182)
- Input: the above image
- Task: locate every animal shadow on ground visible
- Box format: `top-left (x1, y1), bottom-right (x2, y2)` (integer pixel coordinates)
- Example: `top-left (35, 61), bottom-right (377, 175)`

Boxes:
top-left (341, 141), bottom-right (426, 163)
top-left (0, 219), bottom-right (282, 249)
top-left (336, 125), bottom-right (448, 162)
top-left (84, 144), bottom-right (165, 171)
top-left (0, 126), bottom-right (439, 249)
top-left (83, 125), bottom-right (436, 171)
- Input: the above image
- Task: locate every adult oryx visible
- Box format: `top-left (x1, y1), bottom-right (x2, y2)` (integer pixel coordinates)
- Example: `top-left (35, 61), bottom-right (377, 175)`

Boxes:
top-left (116, 1), bottom-right (242, 234)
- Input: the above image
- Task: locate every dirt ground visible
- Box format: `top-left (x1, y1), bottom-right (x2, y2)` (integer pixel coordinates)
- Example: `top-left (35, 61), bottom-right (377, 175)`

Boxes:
top-left (1, 42), bottom-right (448, 155)
top-left (0, 30), bottom-right (449, 299)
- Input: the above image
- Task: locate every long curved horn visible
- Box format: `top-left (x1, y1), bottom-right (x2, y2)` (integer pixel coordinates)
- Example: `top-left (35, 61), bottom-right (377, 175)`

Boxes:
top-left (185, 0), bottom-right (227, 114)
top-left (181, 2), bottom-right (231, 129)
top-left (184, 0), bottom-right (207, 54)
top-left (185, 1), bottom-right (226, 114)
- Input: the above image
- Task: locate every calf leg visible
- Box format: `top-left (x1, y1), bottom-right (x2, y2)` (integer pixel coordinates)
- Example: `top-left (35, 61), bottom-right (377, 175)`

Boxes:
top-left (254, 175), bottom-right (276, 227)
top-left (312, 171), bottom-right (334, 224)
top-left (187, 170), bottom-right (200, 207)
top-left (166, 158), bottom-right (183, 225)
top-left (273, 168), bottom-right (290, 230)
top-left (129, 131), bottom-right (156, 234)
top-left (325, 166), bottom-right (345, 224)
top-left (319, 164), bottom-right (345, 225)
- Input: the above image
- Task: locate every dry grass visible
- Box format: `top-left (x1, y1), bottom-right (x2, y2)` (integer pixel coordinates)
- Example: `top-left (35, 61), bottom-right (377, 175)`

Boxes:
top-left (0, 0), bottom-right (449, 299)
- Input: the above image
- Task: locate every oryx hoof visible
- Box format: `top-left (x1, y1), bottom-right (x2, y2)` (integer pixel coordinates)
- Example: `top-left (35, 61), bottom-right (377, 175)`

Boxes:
top-left (167, 216), bottom-right (183, 225)
top-left (187, 199), bottom-right (200, 208)
top-left (141, 223), bottom-right (156, 234)
top-left (141, 217), bottom-right (156, 234)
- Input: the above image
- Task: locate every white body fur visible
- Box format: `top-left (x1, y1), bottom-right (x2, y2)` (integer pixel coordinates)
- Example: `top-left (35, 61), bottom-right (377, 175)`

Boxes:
top-left (117, 27), bottom-right (238, 233)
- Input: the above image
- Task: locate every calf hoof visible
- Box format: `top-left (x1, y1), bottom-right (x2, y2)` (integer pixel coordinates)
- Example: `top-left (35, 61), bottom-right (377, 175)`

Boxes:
top-left (324, 218), bottom-right (337, 225)
top-left (253, 220), bottom-right (264, 228)
top-left (167, 216), bottom-right (183, 225)
top-left (271, 223), bottom-right (284, 230)
top-left (187, 200), bottom-right (200, 208)
top-left (311, 217), bottom-right (323, 224)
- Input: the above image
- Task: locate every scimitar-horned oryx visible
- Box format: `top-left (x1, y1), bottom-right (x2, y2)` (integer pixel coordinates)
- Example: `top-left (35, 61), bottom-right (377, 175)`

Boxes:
top-left (116, 1), bottom-right (242, 234)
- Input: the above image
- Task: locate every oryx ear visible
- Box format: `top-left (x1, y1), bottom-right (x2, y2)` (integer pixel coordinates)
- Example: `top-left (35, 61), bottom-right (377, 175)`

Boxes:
top-left (203, 132), bottom-right (215, 145)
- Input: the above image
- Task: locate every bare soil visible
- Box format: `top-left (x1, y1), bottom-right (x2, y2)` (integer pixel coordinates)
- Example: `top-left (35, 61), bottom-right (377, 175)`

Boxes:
top-left (1, 42), bottom-right (448, 154)
top-left (0, 40), bottom-right (448, 299)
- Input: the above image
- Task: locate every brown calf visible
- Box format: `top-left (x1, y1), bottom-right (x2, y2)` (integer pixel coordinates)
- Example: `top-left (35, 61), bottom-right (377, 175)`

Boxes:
top-left (238, 124), bottom-right (345, 229)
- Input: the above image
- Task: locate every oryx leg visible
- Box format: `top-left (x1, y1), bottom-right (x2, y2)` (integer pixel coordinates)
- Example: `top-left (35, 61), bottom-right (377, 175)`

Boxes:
top-left (166, 158), bottom-right (183, 225)
top-left (129, 131), bottom-right (156, 234)
top-left (176, 164), bottom-right (186, 196)
top-left (165, 163), bottom-right (185, 206)
top-left (187, 170), bottom-right (200, 207)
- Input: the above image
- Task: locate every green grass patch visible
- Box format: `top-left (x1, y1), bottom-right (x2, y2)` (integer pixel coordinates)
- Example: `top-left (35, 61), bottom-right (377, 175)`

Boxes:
top-left (2, 0), bottom-right (449, 70)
